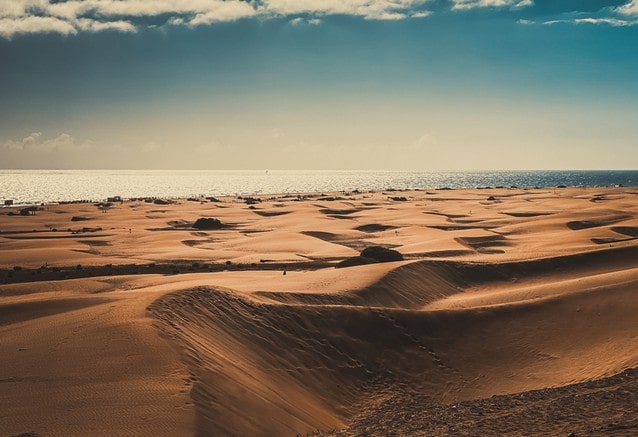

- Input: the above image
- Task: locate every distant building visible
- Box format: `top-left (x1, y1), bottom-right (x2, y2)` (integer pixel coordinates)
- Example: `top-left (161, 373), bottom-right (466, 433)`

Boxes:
top-left (107, 196), bottom-right (122, 203)
top-left (4, 200), bottom-right (13, 206)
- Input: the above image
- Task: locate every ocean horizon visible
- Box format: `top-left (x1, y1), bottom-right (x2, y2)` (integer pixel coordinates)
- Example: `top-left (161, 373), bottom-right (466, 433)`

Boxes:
top-left (1, 169), bottom-right (637, 205)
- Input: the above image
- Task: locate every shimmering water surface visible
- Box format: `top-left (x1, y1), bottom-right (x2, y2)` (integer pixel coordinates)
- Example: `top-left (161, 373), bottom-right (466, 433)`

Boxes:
top-left (1, 170), bottom-right (636, 204)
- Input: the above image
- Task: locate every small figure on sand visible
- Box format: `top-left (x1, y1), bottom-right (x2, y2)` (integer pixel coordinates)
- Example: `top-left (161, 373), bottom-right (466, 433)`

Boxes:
top-left (283, 266), bottom-right (287, 276)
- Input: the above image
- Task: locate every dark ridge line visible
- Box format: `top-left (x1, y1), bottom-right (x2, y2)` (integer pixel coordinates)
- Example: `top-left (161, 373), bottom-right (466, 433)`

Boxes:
top-left (0, 260), bottom-right (333, 286)
top-left (3, 245), bottom-right (637, 289)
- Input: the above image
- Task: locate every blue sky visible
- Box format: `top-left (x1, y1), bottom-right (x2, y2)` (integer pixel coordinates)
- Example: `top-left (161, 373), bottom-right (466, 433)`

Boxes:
top-left (1, 0), bottom-right (637, 170)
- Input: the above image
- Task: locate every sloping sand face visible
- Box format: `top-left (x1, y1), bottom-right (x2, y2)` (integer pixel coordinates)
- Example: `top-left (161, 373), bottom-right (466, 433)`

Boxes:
top-left (1, 188), bottom-right (637, 435)
top-left (147, 253), bottom-right (638, 435)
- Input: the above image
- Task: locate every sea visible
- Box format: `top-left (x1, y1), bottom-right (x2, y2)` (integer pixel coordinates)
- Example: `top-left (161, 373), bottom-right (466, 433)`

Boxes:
top-left (1, 169), bottom-right (636, 205)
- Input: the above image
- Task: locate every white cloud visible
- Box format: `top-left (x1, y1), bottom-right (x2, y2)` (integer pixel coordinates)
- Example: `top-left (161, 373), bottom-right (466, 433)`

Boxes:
top-left (189, 1), bottom-right (257, 26)
top-left (5, 0), bottom-right (635, 38)
top-left (0, 0), bottom-right (48, 18)
top-left (512, 0), bottom-right (533, 9)
top-left (263, 0), bottom-right (429, 20)
top-left (0, 14), bottom-right (137, 39)
top-left (372, 12), bottom-right (408, 20)
top-left (167, 17), bottom-right (185, 26)
top-left (46, 0), bottom-right (247, 19)
top-left (528, 0), bottom-right (638, 27)
top-left (74, 17), bottom-right (136, 33)
top-left (0, 0), bottom-right (261, 38)
top-left (0, 0), bottom-right (438, 38)
top-left (451, 0), bottom-right (533, 11)
top-left (411, 11), bottom-right (431, 18)
top-left (574, 17), bottom-right (634, 26)
top-left (0, 16), bottom-right (76, 38)
top-left (517, 0), bottom-right (638, 27)
top-left (43, 1), bottom-right (91, 20)
top-left (617, 0), bottom-right (638, 16)
top-left (541, 17), bottom-right (637, 27)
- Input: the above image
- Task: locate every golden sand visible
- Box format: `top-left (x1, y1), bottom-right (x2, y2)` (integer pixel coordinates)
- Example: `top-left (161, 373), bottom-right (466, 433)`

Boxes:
top-left (1, 187), bottom-right (637, 435)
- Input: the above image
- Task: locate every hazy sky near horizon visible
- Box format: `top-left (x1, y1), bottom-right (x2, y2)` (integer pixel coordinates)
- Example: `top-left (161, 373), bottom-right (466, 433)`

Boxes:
top-left (1, 0), bottom-right (637, 170)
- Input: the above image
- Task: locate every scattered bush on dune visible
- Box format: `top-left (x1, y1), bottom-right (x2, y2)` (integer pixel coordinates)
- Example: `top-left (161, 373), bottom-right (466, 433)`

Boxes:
top-left (193, 217), bottom-right (223, 230)
top-left (360, 246), bottom-right (404, 262)
top-left (336, 245), bottom-right (403, 268)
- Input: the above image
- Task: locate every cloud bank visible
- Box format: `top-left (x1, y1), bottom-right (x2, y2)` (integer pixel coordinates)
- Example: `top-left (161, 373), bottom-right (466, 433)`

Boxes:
top-left (0, 132), bottom-right (92, 153)
top-left (263, 0), bottom-right (430, 20)
top-left (0, 0), bottom-right (636, 38)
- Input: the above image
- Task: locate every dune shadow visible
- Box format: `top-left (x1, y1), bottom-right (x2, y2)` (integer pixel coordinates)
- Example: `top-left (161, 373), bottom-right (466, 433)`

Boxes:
top-left (424, 212), bottom-right (468, 219)
top-left (181, 240), bottom-right (208, 247)
top-left (455, 235), bottom-right (510, 253)
top-left (82, 240), bottom-right (110, 247)
top-left (567, 220), bottom-right (607, 230)
top-left (405, 250), bottom-right (475, 258)
top-left (428, 224), bottom-right (495, 231)
top-left (318, 208), bottom-right (360, 216)
top-left (566, 215), bottom-right (629, 230)
top-left (611, 226), bottom-right (638, 238)
top-left (252, 210), bottom-right (292, 217)
top-left (355, 224), bottom-right (398, 233)
top-left (301, 231), bottom-right (367, 251)
top-left (502, 212), bottom-right (555, 218)
top-left (0, 297), bottom-right (109, 326)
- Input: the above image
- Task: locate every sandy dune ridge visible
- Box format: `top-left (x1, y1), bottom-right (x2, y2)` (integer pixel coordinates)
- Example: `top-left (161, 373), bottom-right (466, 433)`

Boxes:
top-left (1, 187), bottom-right (637, 436)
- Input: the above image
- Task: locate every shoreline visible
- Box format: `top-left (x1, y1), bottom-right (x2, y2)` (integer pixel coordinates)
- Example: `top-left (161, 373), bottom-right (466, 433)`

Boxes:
top-left (2, 169), bottom-right (637, 205)
top-left (0, 184), bottom-right (638, 206)
top-left (2, 183), bottom-right (637, 210)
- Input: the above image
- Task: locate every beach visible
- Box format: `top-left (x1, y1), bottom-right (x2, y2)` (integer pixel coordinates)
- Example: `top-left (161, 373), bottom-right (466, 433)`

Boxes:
top-left (1, 186), bottom-right (637, 436)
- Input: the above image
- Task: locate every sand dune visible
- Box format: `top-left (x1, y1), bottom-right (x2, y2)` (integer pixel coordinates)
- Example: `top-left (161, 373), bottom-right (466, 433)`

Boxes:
top-left (1, 187), bottom-right (637, 436)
